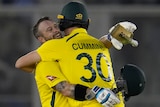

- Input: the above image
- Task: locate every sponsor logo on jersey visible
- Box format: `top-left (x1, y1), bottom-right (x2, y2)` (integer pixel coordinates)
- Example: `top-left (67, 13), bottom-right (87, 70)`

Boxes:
top-left (46, 75), bottom-right (57, 81)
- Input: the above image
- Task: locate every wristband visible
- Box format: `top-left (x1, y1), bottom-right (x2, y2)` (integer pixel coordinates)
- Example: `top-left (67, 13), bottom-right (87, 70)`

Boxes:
top-left (74, 84), bottom-right (88, 101)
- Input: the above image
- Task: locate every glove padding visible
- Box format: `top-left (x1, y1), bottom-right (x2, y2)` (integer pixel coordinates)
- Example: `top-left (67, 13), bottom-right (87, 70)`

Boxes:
top-left (86, 86), bottom-right (120, 107)
top-left (108, 21), bottom-right (138, 50)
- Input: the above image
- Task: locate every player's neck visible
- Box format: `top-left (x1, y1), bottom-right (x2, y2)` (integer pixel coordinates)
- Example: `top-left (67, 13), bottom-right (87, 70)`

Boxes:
top-left (64, 27), bottom-right (78, 36)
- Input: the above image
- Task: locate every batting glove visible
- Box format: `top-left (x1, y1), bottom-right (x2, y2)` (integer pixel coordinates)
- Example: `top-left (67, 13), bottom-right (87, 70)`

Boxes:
top-left (104, 34), bottom-right (123, 50)
top-left (85, 86), bottom-right (120, 107)
top-left (105, 21), bottom-right (138, 50)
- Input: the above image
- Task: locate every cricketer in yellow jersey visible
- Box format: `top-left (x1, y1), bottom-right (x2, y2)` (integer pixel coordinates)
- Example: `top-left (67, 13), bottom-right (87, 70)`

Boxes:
top-left (15, 16), bottom-right (120, 107)
top-left (36, 27), bottom-right (124, 107)
top-left (35, 2), bottom-right (137, 107)
top-left (15, 1), bottom-right (138, 106)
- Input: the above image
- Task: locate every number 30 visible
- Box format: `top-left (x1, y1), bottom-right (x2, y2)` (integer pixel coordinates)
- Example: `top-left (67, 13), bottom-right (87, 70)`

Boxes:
top-left (76, 53), bottom-right (112, 83)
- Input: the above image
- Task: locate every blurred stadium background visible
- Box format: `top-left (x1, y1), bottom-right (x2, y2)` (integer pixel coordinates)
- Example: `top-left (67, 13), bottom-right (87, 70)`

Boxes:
top-left (0, 0), bottom-right (160, 107)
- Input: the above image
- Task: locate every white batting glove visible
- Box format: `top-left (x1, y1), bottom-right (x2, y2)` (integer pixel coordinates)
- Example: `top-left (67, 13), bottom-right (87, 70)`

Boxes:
top-left (109, 21), bottom-right (137, 34)
top-left (118, 21), bottom-right (138, 47)
top-left (107, 21), bottom-right (138, 50)
top-left (104, 34), bottom-right (123, 50)
top-left (86, 86), bottom-right (120, 107)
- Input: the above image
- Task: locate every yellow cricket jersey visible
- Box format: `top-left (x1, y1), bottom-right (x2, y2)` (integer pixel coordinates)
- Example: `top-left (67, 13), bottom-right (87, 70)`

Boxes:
top-left (35, 61), bottom-right (70, 107)
top-left (37, 28), bottom-right (125, 107)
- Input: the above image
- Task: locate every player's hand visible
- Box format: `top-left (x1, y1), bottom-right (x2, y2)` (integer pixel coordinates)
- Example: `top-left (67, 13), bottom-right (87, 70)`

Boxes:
top-left (109, 21), bottom-right (138, 50)
top-left (104, 34), bottom-right (123, 50)
top-left (86, 86), bottom-right (120, 107)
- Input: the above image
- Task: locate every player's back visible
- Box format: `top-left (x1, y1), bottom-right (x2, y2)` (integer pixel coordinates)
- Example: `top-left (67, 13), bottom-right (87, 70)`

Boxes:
top-left (58, 28), bottom-right (116, 89)
top-left (37, 28), bottom-right (123, 107)
top-left (58, 28), bottom-right (118, 107)
top-left (37, 28), bottom-right (116, 89)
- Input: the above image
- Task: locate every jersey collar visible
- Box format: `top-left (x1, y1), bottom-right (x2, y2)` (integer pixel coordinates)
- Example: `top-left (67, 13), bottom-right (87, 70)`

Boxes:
top-left (69, 28), bottom-right (87, 36)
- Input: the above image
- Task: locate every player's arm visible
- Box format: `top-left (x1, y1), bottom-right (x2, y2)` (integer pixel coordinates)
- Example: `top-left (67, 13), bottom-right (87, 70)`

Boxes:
top-left (54, 81), bottom-right (120, 107)
top-left (99, 21), bottom-right (138, 50)
top-left (15, 50), bottom-right (41, 73)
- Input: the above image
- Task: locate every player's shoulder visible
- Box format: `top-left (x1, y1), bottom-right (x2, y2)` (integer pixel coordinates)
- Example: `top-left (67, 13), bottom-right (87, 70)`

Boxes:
top-left (41, 39), bottom-right (64, 47)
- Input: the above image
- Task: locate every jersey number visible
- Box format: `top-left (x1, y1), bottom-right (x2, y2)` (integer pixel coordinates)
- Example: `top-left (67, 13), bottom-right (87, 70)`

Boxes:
top-left (76, 53), bottom-right (112, 83)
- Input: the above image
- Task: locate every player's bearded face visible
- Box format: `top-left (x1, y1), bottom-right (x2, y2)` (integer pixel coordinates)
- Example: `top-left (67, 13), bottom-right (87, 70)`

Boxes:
top-left (42, 30), bottom-right (62, 41)
top-left (40, 20), bottom-right (63, 41)
top-left (52, 31), bottom-right (62, 39)
top-left (45, 24), bottom-right (63, 40)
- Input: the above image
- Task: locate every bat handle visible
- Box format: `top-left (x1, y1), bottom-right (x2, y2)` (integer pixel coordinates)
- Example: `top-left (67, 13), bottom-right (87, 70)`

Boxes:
top-left (119, 33), bottom-right (138, 47)
top-left (130, 39), bottom-right (138, 47)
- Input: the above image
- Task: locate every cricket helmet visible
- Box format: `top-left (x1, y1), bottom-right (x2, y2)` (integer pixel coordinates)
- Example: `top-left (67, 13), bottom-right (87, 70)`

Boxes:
top-left (57, 2), bottom-right (90, 31)
top-left (120, 64), bottom-right (146, 101)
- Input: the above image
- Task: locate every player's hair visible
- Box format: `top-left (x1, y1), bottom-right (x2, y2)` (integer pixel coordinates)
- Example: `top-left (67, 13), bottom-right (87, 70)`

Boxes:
top-left (32, 16), bottom-right (53, 39)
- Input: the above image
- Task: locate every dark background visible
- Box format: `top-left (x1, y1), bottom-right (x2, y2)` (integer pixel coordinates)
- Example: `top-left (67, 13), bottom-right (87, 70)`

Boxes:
top-left (0, 0), bottom-right (159, 107)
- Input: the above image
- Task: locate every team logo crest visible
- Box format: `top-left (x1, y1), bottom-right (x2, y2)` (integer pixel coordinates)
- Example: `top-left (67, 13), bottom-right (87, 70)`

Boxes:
top-left (75, 13), bottom-right (83, 20)
top-left (46, 75), bottom-right (56, 81)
